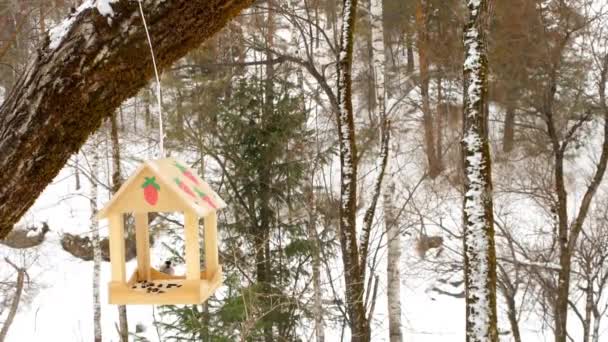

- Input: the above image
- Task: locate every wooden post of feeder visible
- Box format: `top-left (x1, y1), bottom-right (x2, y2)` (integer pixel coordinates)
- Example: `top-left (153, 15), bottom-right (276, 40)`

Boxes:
top-left (204, 212), bottom-right (219, 278)
top-left (184, 211), bottom-right (201, 280)
top-left (108, 213), bottom-right (126, 283)
top-left (135, 213), bottom-right (151, 281)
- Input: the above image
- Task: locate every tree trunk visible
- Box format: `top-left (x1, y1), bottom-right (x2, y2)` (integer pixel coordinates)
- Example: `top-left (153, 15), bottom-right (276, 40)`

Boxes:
top-left (110, 113), bottom-right (121, 193)
top-left (0, 0), bottom-right (255, 239)
top-left (436, 76), bottom-right (444, 167)
top-left (502, 102), bottom-right (515, 153)
top-left (416, 0), bottom-right (441, 178)
top-left (0, 259), bottom-right (25, 342)
top-left (552, 49), bottom-right (608, 342)
top-left (88, 137), bottom-right (102, 342)
top-left (591, 307), bottom-right (601, 342)
top-left (117, 306), bottom-right (128, 342)
top-left (257, 3), bottom-right (275, 341)
top-left (108, 109), bottom-right (129, 342)
top-left (582, 280), bottom-right (593, 342)
top-left (384, 183), bottom-right (402, 342)
top-left (554, 245), bottom-right (571, 342)
top-left (498, 277), bottom-right (522, 342)
top-left (336, 0), bottom-right (369, 341)
top-left (306, 174), bottom-right (325, 342)
top-left (406, 31), bottom-right (414, 75)
top-left (74, 154), bottom-right (81, 191)
top-left (369, 0), bottom-right (401, 340)
top-left (461, 1), bottom-right (498, 341)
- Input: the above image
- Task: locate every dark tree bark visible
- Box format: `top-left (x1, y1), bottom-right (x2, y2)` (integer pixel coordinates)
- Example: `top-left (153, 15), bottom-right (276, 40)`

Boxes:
top-left (549, 49), bottom-right (608, 342)
top-left (416, 0), bottom-right (442, 179)
top-left (502, 102), bottom-right (515, 153)
top-left (109, 111), bottom-right (128, 342)
top-left (0, 0), bottom-right (254, 239)
top-left (461, 0), bottom-right (499, 341)
top-left (109, 112), bottom-right (121, 194)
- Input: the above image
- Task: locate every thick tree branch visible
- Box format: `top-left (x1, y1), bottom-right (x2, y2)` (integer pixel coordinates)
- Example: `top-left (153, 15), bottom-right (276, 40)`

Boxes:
top-left (0, 0), bottom-right (254, 238)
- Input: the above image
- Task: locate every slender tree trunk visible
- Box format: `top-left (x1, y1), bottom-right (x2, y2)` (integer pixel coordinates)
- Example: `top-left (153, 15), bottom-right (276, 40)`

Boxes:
top-left (591, 307), bottom-right (600, 342)
top-left (436, 76), bottom-right (444, 167)
top-left (369, 0), bottom-right (402, 340)
top-left (502, 102), bottom-right (515, 153)
top-left (0, 259), bottom-right (25, 342)
top-left (256, 4), bottom-right (276, 341)
top-left (74, 154), bottom-right (81, 191)
top-left (498, 276), bottom-right (522, 342)
top-left (110, 113), bottom-right (121, 193)
top-left (582, 280), bottom-right (593, 342)
top-left (116, 306), bottom-right (128, 342)
top-left (406, 31), bottom-right (414, 75)
top-left (416, 0), bottom-right (441, 178)
top-left (462, 1), bottom-right (498, 341)
top-left (175, 89), bottom-right (184, 142)
top-left (384, 183), bottom-right (402, 342)
top-left (505, 293), bottom-right (522, 342)
top-left (201, 302), bottom-right (210, 341)
top-left (108, 111), bottom-right (128, 342)
top-left (307, 175), bottom-right (325, 342)
top-left (336, 0), bottom-right (369, 341)
top-left (88, 138), bottom-right (102, 342)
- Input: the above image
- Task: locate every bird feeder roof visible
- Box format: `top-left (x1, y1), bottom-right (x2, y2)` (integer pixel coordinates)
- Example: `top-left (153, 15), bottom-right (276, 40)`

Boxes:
top-left (98, 158), bottom-right (226, 219)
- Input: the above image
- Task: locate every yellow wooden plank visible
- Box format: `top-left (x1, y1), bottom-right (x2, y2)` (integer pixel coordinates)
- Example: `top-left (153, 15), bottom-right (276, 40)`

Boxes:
top-left (108, 213), bottom-right (126, 282)
top-left (108, 280), bottom-right (202, 305)
top-left (204, 212), bottom-right (219, 277)
top-left (135, 213), bottom-right (151, 280)
top-left (184, 211), bottom-right (201, 281)
top-left (200, 267), bottom-right (223, 303)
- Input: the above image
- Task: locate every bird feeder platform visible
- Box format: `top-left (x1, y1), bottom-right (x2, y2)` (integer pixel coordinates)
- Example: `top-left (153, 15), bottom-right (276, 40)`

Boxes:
top-left (108, 266), bottom-right (223, 305)
top-left (98, 158), bottom-right (227, 305)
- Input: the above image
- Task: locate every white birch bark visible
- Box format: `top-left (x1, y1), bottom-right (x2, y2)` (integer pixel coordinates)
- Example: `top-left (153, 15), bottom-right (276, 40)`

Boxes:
top-left (462, 0), bottom-right (498, 341)
top-left (384, 182), bottom-right (402, 342)
top-left (307, 175), bottom-right (325, 342)
top-left (368, 0), bottom-right (402, 340)
top-left (369, 0), bottom-right (385, 124)
top-left (88, 137), bottom-right (102, 342)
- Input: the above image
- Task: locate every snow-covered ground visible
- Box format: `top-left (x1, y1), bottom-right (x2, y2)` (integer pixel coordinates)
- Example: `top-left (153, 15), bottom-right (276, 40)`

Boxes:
top-left (1, 159), bottom-right (584, 342)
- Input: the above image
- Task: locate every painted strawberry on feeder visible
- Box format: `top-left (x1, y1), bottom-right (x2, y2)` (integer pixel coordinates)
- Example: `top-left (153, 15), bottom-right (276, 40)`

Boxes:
top-left (174, 178), bottom-right (196, 198)
top-left (194, 188), bottom-right (218, 209)
top-left (142, 177), bottom-right (160, 205)
top-left (174, 162), bottom-right (199, 185)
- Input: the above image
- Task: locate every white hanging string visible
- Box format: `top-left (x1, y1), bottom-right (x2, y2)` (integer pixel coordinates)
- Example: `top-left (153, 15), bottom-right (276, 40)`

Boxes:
top-left (138, 0), bottom-right (164, 158)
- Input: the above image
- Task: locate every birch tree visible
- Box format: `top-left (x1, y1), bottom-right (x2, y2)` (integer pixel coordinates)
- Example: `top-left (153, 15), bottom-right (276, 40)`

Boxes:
top-left (384, 183), bottom-right (402, 342)
top-left (106, 113), bottom-right (128, 342)
top-left (336, 0), bottom-right (369, 340)
top-left (368, 0), bottom-right (402, 339)
top-left (461, 0), bottom-right (498, 341)
top-left (86, 137), bottom-right (102, 342)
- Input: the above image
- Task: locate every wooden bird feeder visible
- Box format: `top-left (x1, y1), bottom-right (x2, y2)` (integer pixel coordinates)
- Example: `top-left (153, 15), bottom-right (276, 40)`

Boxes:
top-left (97, 158), bottom-right (226, 305)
